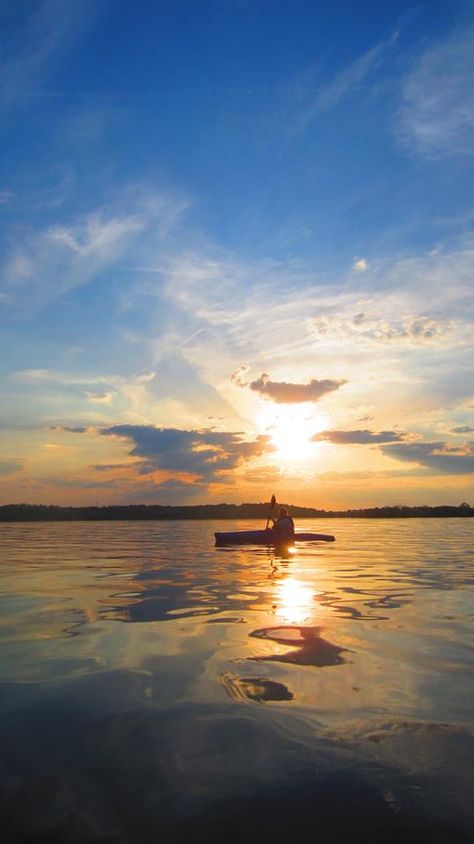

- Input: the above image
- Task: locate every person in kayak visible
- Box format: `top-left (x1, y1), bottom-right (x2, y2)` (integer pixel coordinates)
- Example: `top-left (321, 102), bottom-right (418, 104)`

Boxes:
top-left (272, 508), bottom-right (295, 539)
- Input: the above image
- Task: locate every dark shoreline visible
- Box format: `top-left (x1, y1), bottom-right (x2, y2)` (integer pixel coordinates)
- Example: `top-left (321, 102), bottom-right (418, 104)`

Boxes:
top-left (0, 502), bottom-right (472, 521)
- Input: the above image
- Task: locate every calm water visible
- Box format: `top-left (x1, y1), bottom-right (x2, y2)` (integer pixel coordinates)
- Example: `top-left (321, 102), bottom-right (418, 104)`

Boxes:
top-left (0, 518), bottom-right (473, 843)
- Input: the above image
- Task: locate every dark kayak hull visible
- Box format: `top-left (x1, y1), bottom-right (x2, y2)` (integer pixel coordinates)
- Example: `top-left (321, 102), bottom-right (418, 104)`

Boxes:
top-left (214, 529), bottom-right (335, 546)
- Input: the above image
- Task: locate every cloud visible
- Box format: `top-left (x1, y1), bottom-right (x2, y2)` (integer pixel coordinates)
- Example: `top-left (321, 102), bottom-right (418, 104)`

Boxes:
top-left (151, 234), bottom-right (473, 406)
top-left (57, 426), bottom-right (88, 433)
top-left (91, 463), bottom-right (136, 472)
top-left (1, 188), bottom-right (188, 311)
top-left (353, 258), bottom-right (368, 272)
top-left (145, 478), bottom-right (202, 493)
top-left (382, 441), bottom-right (474, 474)
top-left (12, 368), bottom-right (156, 390)
top-left (100, 425), bottom-right (274, 482)
top-left (2, 209), bottom-right (142, 307)
top-left (47, 215), bottom-right (144, 255)
top-left (11, 369), bottom-right (117, 386)
top-left (85, 391), bottom-right (115, 404)
top-left (10, 368), bottom-right (161, 417)
top-left (318, 468), bottom-right (432, 481)
top-left (32, 476), bottom-right (119, 490)
top-left (247, 373), bottom-right (346, 404)
top-left (398, 26), bottom-right (474, 158)
top-left (121, 476), bottom-right (206, 504)
top-left (294, 29), bottom-right (398, 134)
top-left (0, 0), bottom-right (93, 105)
top-left (10, 369), bottom-right (122, 414)
top-left (451, 426), bottom-right (474, 434)
top-left (313, 312), bottom-right (455, 346)
top-left (230, 364), bottom-right (250, 387)
top-left (0, 461), bottom-right (22, 475)
top-left (313, 429), bottom-right (407, 444)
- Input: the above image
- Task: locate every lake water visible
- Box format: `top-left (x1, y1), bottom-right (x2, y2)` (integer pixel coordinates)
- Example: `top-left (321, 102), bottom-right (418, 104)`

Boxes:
top-left (0, 518), bottom-right (473, 843)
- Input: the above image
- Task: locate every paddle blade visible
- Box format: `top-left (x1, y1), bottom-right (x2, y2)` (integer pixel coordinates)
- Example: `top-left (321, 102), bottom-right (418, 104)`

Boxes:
top-left (265, 494), bottom-right (277, 529)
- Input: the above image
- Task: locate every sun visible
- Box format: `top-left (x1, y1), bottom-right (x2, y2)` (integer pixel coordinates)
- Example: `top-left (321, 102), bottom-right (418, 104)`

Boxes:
top-left (257, 404), bottom-right (328, 465)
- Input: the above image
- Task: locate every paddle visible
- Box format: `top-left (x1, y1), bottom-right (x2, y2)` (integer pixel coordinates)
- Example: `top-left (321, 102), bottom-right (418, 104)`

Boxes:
top-left (265, 495), bottom-right (276, 530)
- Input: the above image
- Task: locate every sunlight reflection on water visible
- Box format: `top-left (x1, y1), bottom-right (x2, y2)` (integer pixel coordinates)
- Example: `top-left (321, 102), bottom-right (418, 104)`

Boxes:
top-left (0, 518), bottom-right (473, 842)
top-left (274, 577), bottom-right (316, 624)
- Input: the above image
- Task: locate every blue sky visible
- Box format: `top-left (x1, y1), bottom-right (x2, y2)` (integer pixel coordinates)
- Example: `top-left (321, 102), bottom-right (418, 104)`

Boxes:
top-left (1, 0), bottom-right (473, 507)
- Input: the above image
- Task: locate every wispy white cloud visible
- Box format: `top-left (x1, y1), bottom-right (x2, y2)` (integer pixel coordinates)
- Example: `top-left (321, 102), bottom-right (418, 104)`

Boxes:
top-left (8, 367), bottom-right (147, 420)
top-left (293, 29), bottom-right (399, 134)
top-left (10, 367), bottom-right (164, 411)
top-left (0, 0), bottom-right (93, 106)
top-left (312, 312), bottom-right (456, 346)
top-left (2, 171), bottom-right (74, 214)
top-left (353, 258), bottom-right (368, 272)
top-left (398, 26), bottom-right (474, 158)
top-left (46, 215), bottom-right (143, 255)
top-left (84, 391), bottom-right (115, 405)
top-left (116, 231), bottom-right (474, 436)
top-left (0, 187), bottom-right (188, 311)
top-left (155, 235), bottom-right (474, 369)
top-left (7, 197), bottom-right (471, 439)
top-left (6, 364), bottom-right (219, 431)
top-left (9, 369), bottom-right (123, 387)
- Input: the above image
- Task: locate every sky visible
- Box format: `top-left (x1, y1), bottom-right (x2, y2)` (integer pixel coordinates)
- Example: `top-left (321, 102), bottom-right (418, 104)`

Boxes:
top-left (0, 0), bottom-right (473, 509)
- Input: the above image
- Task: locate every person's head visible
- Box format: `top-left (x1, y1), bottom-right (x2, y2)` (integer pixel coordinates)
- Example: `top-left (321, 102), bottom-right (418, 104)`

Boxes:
top-left (279, 508), bottom-right (287, 517)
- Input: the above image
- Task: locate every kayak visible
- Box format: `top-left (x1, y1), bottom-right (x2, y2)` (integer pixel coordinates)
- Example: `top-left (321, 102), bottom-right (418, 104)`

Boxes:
top-left (214, 529), bottom-right (335, 546)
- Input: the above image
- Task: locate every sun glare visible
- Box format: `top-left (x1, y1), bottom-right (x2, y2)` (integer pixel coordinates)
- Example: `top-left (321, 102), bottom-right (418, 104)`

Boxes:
top-left (258, 405), bottom-right (328, 465)
top-left (275, 578), bottom-right (315, 624)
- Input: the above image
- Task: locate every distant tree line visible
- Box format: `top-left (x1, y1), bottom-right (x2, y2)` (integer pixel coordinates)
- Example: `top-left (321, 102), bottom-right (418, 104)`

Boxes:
top-left (0, 502), bottom-right (472, 521)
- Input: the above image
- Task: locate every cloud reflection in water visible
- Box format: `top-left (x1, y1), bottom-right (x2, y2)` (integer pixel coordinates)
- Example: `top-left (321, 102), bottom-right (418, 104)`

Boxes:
top-left (249, 625), bottom-right (348, 668)
top-left (219, 672), bottom-right (293, 703)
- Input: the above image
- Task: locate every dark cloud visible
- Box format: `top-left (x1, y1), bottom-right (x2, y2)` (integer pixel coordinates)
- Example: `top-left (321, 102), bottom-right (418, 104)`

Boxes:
top-left (451, 426), bottom-right (474, 434)
top-left (123, 478), bottom-right (206, 503)
top-left (33, 477), bottom-right (119, 489)
top-left (313, 429), bottom-right (407, 444)
top-left (318, 468), bottom-right (433, 480)
top-left (248, 373), bottom-right (346, 404)
top-left (382, 441), bottom-right (474, 474)
top-left (151, 478), bottom-right (200, 491)
top-left (0, 422), bottom-right (40, 431)
top-left (53, 426), bottom-right (88, 433)
top-left (0, 461), bottom-right (22, 474)
top-left (101, 425), bottom-right (274, 481)
top-left (91, 463), bottom-right (135, 472)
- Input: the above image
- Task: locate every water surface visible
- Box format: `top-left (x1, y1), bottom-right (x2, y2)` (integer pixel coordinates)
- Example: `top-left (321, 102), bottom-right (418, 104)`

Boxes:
top-left (1, 518), bottom-right (473, 842)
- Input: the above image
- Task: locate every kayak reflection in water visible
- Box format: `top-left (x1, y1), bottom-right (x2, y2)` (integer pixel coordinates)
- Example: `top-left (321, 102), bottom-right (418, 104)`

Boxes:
top-left (272, 508), bottom-right (295, 541)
